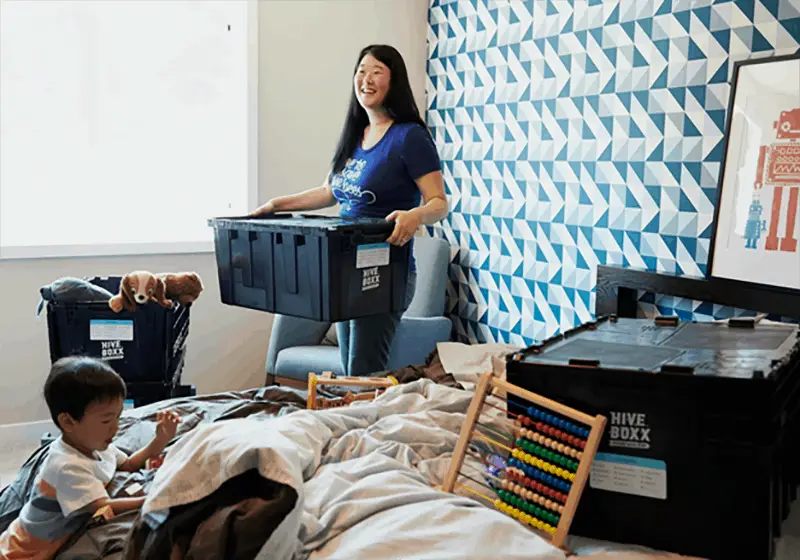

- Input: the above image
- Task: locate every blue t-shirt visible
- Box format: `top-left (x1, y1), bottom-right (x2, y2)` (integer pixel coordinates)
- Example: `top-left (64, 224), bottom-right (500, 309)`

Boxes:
top-left (330, 122), bottom-right (441, 219)
top-left (329, 122), bottom-right (441, 273)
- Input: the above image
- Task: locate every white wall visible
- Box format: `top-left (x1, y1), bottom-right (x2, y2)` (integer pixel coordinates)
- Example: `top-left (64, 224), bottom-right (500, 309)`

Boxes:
top-left (259, 0), bottom-right (429, 205)
top-left (0, 0), bottom-right (429, 427)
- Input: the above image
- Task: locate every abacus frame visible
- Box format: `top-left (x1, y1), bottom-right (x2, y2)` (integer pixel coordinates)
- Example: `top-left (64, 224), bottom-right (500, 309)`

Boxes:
top-left (441, 371), bottom-right (607, 550)
top-left (306, 372), bottom-right (399, 410)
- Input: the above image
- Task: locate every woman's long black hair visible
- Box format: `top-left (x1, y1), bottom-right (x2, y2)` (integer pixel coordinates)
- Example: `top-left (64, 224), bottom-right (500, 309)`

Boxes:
top-left (330, 44), bottom-right (428, 176)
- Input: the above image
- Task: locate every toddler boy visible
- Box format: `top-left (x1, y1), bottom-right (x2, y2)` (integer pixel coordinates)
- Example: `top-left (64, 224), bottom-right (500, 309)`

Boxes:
top-left (0, 356), bottom-right (180, 559)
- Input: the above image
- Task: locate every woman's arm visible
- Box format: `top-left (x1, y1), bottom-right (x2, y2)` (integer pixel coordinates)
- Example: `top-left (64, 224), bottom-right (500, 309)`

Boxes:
top-left (409, 170), bottom-right (448, 225)
top-left (386, 170), bottom-right (448, 246)
top-left (251, 177), bottom-right (337, 216)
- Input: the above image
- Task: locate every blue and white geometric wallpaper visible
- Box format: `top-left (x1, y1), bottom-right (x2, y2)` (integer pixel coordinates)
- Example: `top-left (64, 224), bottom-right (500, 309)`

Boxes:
top-left (425, 0), bottom-right (800, 346)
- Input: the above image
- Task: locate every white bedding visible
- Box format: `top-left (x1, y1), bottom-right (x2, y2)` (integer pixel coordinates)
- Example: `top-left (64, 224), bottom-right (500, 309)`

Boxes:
top-left (140, 379), bottom-right (674, 559)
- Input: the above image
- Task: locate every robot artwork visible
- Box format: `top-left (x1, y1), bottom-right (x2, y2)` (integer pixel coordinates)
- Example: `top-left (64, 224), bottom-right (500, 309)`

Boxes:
top-left (743, 197), bottom-right (766, 249)
top-left (751, 108), bottom-right (800, 253)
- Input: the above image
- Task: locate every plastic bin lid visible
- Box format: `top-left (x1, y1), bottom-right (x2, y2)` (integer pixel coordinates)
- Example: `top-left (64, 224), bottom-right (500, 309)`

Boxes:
top-left (207, 213), bottom-right (393, 235)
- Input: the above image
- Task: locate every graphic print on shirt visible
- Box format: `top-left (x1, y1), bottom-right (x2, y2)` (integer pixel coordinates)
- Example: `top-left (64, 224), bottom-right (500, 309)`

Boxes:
top-left (330, 158), bottom-right (375, 214)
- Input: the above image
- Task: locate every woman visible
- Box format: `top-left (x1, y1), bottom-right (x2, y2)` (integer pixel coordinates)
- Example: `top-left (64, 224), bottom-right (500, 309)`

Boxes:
top-left (251, 44), bottom-right (448, 376)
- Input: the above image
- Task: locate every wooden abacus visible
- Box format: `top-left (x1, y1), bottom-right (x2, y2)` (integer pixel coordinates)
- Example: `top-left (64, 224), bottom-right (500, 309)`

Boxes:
top-left (307, 372), bottom-right (399, 410)
top-left (441, 371), bottom-right (606, 551)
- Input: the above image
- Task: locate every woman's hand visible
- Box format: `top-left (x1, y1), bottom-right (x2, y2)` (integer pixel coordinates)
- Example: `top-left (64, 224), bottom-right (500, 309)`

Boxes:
top-left (385, 209), bottom-right (422, 246)
top-left (249, 200), bottom-right (277, 217)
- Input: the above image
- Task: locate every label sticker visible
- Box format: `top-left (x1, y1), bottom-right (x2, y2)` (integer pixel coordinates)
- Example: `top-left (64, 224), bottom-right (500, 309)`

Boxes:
top-left (590, 453), bottom-right (667, 500)
top-left (362, 266), bottom-right (380, 291)
top-left (90, 320), bottom-right (134, 341)
top-left (356, 242), bottom-right (390, 269)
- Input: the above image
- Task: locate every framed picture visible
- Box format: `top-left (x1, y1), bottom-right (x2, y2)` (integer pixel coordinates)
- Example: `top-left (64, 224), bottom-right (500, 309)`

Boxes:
top-left (708, 51), bottom-right (800, 293)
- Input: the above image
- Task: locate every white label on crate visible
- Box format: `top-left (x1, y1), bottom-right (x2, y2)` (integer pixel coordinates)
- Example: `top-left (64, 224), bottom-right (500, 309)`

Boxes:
top-left (590, 453), bottom-right (667, 500)
top-left (90, 320), bottom-right (134, 341)
top-left (100, 340), bottom-right (125, 361)
top-left (356, 242), bottom-right (390, 269)
top-left (362, 267), bottom-right (380, 291)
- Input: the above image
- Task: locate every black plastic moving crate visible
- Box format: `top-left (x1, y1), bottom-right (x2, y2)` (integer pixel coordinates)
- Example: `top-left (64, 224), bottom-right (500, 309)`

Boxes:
top-left (506, 315), bottom-right (800, 560)
top-left (208, 214), bottom-right (411, 322)
top-left (45, 276), bottom-right (190, 386)
top-left (125, 382), bottom-right (197, 408)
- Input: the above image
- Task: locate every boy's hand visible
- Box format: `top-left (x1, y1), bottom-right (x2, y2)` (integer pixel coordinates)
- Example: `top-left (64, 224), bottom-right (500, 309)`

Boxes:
top-left (155, 409), bottom-right (180, 445)
top-left (119, 410), bottom-right (180, 473)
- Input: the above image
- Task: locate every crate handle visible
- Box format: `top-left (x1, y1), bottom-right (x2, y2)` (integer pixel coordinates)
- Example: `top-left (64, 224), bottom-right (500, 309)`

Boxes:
top-left (660, 364), bottom-right (695, 375)
top-left (356, 233), bottom-right (391, 245)
top-left (277, 235), bottom-right (299, 294)
top-left (230, 231), bottom-right (253, 288)
top-left (654, 315), bottom-right (679, 327)
top-left (568, 358), bottom-right (600, 368)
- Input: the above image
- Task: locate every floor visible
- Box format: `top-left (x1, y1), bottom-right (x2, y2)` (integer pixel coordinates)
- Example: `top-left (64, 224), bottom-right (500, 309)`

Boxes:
top-left (0, 441), bottom-right (39, 489)
top-left (1, 442), bottom-right (799, 558)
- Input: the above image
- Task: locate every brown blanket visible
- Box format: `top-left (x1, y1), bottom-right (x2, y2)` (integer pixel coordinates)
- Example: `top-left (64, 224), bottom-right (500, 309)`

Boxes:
top-left (121, 469), bottom-right (297, 560)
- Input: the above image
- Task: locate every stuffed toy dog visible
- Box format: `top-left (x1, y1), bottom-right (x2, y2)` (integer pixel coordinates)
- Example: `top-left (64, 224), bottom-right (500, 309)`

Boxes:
top-left (109, 271), bottom-right (203, 313)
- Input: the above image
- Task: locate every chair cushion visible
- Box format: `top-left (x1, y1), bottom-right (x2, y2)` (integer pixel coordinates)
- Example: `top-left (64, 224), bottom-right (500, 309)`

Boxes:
top-left (274, 346), bottom-right (343, 381)
top-left (405, 236), bottom-right (449, 318)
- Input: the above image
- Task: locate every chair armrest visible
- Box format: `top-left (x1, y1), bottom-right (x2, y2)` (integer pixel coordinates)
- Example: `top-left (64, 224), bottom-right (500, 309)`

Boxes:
top-left (386, 316), bottom-right (453, 371)
top-left (266, 315), bottom-right (331, 374)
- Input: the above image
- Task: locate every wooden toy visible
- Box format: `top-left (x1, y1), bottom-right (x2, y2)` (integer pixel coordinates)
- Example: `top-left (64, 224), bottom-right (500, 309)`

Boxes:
top-left (441, 370), bottom-right (606, 552)
top-left (307, 372), bottom-right (399, 410)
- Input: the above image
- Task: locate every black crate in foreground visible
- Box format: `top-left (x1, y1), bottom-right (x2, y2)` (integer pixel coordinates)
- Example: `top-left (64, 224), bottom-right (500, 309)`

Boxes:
top-left (208, 214), bottom-right (411, 322)
top-left (45, 276), bottom-right (190, 385)
top-left (506, 315), bottom-right (800, 560)
top-left (125, 382), bottom-right (197, 408)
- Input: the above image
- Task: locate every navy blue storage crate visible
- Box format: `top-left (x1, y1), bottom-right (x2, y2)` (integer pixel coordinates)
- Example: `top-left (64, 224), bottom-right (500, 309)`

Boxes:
top-left (45, 276), bottom-right (190, 386)
top-left (208, 214), bottom-right (411, 322)
top-left (506, 316), bottom-right (800, 560)
top-left (124, 382), bottom-right (197, 408)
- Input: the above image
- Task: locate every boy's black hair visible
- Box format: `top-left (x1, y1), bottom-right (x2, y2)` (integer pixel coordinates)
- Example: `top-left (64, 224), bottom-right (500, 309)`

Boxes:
top-left (44, 356), bottom-right (127, 428)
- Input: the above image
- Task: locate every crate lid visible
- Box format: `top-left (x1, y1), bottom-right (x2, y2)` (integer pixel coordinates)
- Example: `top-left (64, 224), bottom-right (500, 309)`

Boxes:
top-left (513, 316), bottom-right (800, 381)
top-left (208, 214), bottom-right (394, 236)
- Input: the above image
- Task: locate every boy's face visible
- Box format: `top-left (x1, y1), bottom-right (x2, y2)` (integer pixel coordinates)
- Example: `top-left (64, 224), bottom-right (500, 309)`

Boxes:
top-left (60, 397), bottom-right (124, 454)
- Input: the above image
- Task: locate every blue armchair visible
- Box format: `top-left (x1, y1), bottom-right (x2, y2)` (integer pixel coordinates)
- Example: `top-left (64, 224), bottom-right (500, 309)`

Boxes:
top-left (265, 235), bottom-right (453, 386)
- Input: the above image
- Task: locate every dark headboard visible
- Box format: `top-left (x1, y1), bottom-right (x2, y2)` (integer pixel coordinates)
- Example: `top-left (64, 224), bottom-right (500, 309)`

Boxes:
top-left (595, 265), bottom-right (800, 320)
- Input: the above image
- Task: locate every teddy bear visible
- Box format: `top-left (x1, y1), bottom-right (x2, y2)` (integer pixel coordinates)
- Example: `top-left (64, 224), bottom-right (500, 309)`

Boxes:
top-left (109, 271), bottom-right (203, 313)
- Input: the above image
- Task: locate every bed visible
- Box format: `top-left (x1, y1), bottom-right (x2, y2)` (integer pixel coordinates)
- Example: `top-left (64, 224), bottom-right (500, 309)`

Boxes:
top-left (0, 354), bottom-right (694, 560)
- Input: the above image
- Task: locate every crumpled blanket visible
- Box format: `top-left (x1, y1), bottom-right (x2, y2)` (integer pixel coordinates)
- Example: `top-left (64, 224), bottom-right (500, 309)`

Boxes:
top-left (120, 378), bottom-right (697, 560)
top-left (124, 380), bottom-right (567, 560)
top-left (0, 365), bottom-right (467, 560)
top-left (36, 276), bottom-right (114, 315)
top-left (317, 349), bottom-right (464, 400)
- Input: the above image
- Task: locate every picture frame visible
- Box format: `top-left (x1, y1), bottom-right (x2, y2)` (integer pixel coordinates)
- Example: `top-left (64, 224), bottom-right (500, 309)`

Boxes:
top-left (707, 50), bottom-right (800, 294)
